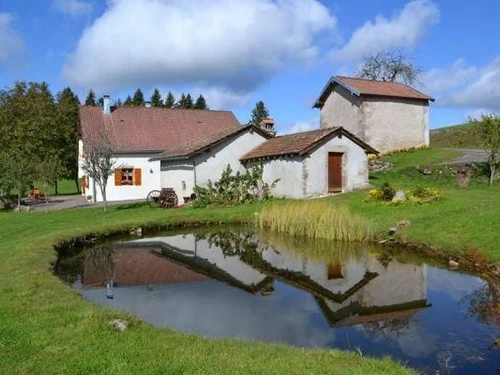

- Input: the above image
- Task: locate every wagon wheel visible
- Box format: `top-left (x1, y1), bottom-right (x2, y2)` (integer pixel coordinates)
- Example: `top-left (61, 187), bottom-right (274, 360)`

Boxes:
top-left (146, 190), bottom-right (162, 208)
top-left (161, 191), bottom-right (178, 208)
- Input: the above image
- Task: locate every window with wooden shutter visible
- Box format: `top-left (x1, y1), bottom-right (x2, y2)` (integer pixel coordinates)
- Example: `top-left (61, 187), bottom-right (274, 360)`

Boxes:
top-left (134, 168), bottom-right (142, 186)
top-left (114, 169), bottom-right (122, 186)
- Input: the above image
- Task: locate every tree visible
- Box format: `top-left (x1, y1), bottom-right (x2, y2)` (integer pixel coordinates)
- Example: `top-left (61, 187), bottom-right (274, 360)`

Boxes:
top-left (356, 49), bottom-right (422, 86)
top-left (114, 98), bottom-right (123, 107)
top-left (249, 101), bottom-right (270, 126)
top-left (35, 157), bottom-right (62, 213)
top-left (85, 89), bottom-right (97, 106)
top-left (472, 114), bottom-right (500, 185)
top-left (81, 135), bottom-right (115, 213)
top-left (164, 91), bottom-right (175, 108)
top-left (56, 87), bottom-right (80, 194)
top-left (176, 93), bottom-right (187, 108)
top-left (194, 94), bottom-right (208, 110)
top-left (123, 95), bottom-right (133, 106)
top-left (132, 88), bottom-right (145, 106)
top-left (150, 89), bottom-right (163, 107)
top-left (185, 94), bottom-right (194, 109)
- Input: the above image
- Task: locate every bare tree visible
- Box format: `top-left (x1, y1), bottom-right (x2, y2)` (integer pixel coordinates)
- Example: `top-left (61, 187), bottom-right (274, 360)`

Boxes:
top-left (81, 135), bottom-right (115, 212)
top-left (357, 49), bottom-right (422, 86)
top-left (471, 114), bottom-right (500, 186)
top-left (36, 157), bottom-right (62, 213)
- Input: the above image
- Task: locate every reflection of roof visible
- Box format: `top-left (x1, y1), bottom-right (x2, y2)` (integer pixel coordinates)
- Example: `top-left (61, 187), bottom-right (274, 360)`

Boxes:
top-left (152, 125), bottom-right (271, 161)
top-left (316, 298), bottom-right (431, 327)
top-left (82, 248), bottom-right (208, 286)
top-left (78, 106), bottom-right (241, 153)
top-left (115, 241), bottom-right (272, 294)
top-left (241, 127), bottom-right (378, 161)
top-left (313, 76), bottom-right (434, 108)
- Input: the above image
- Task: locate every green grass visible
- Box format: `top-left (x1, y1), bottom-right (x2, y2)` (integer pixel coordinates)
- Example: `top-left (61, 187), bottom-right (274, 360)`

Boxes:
top-left (258, 200), bottom-right (372, 242)
top-left (35, 179), bottom-right (80, 196)
top-left (430, 122), bottom-right (479, 148)
top-left (335, 148), bottom-right (500, 261)
top-left (0, 203), bottom-right (415, 375)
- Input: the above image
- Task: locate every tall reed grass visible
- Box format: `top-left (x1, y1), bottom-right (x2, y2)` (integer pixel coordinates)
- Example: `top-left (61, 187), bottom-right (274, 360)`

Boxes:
top-left (257, 200), bottom-right (372, 242)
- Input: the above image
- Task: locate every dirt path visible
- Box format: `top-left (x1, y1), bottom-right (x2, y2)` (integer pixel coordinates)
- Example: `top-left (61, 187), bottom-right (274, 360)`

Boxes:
top-left (444, 148), bottom-right (489, 164)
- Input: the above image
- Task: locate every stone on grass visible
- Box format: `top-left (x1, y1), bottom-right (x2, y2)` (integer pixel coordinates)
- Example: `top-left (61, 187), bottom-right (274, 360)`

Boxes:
top-left (110, 319), bottom-right (128, 332)
top-left (449, 260), bottom-right (459, 268)
top-left (388, 227), bottom-right (397, 235)
top-left (396, 220), bottom-right (411, 228)
top-left (392, 190), bottom-right (406, 202)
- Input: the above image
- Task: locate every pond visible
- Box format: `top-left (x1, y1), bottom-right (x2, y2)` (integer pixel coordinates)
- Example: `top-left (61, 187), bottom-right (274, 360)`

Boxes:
top-left (55, 229), bottom-right (500, 375)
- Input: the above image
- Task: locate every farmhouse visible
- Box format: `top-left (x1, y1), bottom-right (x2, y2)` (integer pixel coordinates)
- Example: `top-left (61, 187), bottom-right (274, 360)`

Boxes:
top-left (78, 97), bottom-right (270, 203)
top-left (241, 127), bottom-right (377, 199)
top-left (314, 76), bottom-right (434, 153)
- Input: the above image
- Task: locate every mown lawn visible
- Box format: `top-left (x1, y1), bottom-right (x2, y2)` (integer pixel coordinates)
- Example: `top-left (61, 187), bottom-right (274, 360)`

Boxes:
top-left (0, 204), bottom-right (414, 375)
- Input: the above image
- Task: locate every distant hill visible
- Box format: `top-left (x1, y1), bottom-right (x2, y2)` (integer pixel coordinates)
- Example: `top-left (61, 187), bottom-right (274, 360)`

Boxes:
top-left (430, 123), bottom-right (480, 148)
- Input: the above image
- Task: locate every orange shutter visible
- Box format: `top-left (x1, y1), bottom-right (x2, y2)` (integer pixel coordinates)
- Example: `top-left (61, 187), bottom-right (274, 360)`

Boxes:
top-left (114, 169), bottom-right (122, 186)
top-left (134, 168), bottom-right (142, 186)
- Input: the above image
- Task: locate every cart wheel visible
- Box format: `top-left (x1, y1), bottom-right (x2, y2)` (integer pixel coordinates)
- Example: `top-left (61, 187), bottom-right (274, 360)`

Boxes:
top-left (146, 190), bottom-right (161, 208)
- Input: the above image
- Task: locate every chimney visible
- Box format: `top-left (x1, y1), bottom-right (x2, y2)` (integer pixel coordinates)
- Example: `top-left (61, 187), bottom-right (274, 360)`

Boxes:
top-left (103, 95), bottom-right (111, 114)
top-left (259, 118), bottom-right (275, 133)
top-left (145, 101), bottom-right (151, 108)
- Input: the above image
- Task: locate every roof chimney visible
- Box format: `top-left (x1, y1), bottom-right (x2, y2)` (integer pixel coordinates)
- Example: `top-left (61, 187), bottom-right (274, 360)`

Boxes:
top-left (259, 118), bottom-right (276, 134)
top-left (145, 101), bottom-right (151, 108)
top-left (103, 95), bottom-right (111, 114)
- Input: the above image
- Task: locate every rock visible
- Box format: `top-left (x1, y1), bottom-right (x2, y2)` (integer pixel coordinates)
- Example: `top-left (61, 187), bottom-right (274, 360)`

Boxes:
top-left (392, 190), bottom-right (406, 202)
top-left (368, 160), bottom-right (393, 173)
top-left (388, 227), bottom-right (397, 235)
top-left (110, 319), bottom-right (128, 332)
top-left (449, 260), bottom-right (459, 268)
top-left (416, 167), bottom-right (433, 175)
top-left (129, 227), bottom-right (143, 237)
top-left (396, 220), bottom-right (411, 228)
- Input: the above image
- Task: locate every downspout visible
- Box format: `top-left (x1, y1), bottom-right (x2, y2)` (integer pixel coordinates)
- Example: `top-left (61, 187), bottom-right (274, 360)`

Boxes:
top-left (193, 160), bottom-right (197, 187)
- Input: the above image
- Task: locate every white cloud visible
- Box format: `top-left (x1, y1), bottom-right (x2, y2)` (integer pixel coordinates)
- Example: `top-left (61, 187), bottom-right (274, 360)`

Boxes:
top-left (331, 0), bottom-right (439, 62)
top-left (422, 56), bottom-right (500, 113)
top-left (0, 13), bottom-right (26, 68)
top-left (52, 0), bottom-right (92, 16)
top-left (283, 117), bottom-right (319, 134)
top-left (196, 87), bottom-right (251, 110)
top-left (63, 0), bottom-right (336, 96)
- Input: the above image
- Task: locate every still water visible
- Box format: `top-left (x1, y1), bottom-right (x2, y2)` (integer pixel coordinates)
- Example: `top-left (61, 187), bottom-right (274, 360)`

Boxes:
top-left (56, 230), bottom-right (500, 374)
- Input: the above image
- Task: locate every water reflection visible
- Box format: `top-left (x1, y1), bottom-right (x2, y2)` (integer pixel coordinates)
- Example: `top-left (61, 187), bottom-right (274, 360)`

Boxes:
top-left (56, 230), bottom-right (500, 375)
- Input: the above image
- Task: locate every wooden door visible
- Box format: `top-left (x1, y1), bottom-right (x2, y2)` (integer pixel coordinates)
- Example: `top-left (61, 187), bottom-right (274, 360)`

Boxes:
top-left (328, 153), bottom-right (343, 193)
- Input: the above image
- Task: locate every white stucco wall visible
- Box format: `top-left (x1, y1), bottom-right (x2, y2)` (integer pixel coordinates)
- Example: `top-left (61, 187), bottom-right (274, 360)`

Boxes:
top-left (319, 86), bottom-right (430, 153)
top-left (305, 135), bottom-right (369, 196)
top-left (78, 145), bottom-right (161, 202)
top-left (362, 97), bottom-right (429, 152)
top-left (258, 157), bottom-right (304, 199)
top-left (161, 130), bottom-right (269, 200)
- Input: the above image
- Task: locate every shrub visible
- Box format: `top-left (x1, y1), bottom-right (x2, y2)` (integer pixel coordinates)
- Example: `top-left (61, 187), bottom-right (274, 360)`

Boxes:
top-left (192, 164), bottom-right (278, 208)
top-left (364, 184), bottom-right (443, 205)
top-left (258, 200), bottom-right (372, 242)
top-left (381, 182), bottom-right (395, 201)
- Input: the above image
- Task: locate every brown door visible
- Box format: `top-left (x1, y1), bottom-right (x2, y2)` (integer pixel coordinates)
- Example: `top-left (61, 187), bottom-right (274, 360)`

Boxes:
top-left (328, 152), bottom-right (343, 193)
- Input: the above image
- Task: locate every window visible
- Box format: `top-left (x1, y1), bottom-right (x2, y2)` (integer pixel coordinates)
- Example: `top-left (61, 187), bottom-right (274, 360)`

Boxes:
top-left (115, 168), bottom-right (141, 186)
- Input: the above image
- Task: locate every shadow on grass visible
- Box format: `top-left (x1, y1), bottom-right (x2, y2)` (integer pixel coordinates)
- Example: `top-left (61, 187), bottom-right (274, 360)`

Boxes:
top-left (114, 203), bottom-right (147, 210)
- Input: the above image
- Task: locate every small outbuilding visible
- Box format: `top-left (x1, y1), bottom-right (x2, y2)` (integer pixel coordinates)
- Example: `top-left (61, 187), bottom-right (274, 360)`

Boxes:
top-left (240, 127), bottom-right (378, 199)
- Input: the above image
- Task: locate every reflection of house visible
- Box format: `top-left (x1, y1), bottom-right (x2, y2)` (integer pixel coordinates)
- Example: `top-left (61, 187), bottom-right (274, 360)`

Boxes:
top-left (252, 243), bottom-right (430, 327)
top-left (125, 234), bottom-right (271, 294)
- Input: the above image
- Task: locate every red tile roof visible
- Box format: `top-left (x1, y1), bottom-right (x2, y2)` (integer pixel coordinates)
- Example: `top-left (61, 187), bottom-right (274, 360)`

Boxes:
top-left (313, 76), bottom-right (434, 108)
top-left (78, 106), bottom-right (241, 153)
top-left (153, 125), bottom-right (271, 160)
top-left (240, 127), bottom-right (377, 161)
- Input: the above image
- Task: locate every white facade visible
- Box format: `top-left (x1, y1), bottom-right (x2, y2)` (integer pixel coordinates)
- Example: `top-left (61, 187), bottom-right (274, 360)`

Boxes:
top-left (78, 140), bottom-right (161, 202)
top-left (253, 134), bottom-right (370, 199)
top-left (160, 130), bottom-right (269, 201)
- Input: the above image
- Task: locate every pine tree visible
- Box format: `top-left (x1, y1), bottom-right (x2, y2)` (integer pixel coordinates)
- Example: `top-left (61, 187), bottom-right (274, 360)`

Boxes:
top-left (194, 94), bottom-right (208, 110)
top-left (176, 93), bottom-right (187, 108)
top-left (85, 89), bottom-right (97, 106)
top-left (185, 94), bottom-right (194, 109)
top-left (150, 89), bottom-right (163, 107)
top-left (249, 101), bottom-right (270, 125)
top-left (132, 88), bottom-right (145, 106)
top-left (164, 91), bottom-right (175, 108)
top-left (115, 98), bottom-right (123, 106)
top-left (123, 95), bottom-right (133, 106)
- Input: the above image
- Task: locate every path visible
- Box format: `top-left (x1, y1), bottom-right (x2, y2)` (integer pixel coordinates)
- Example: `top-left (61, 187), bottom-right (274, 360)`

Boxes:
top-left (443, 148), bottom-right (489, 164)
top-left (25, 195), bottom-right (145, 212)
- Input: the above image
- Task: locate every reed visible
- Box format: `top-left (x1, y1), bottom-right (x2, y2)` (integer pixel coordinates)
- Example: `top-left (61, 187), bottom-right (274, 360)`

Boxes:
top-left (257, 200), bottom-right (372, 242)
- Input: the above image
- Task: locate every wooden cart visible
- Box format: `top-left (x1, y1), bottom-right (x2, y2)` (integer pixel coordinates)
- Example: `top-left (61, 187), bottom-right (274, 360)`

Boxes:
top-left (146, 188), bottom-right (178, 208)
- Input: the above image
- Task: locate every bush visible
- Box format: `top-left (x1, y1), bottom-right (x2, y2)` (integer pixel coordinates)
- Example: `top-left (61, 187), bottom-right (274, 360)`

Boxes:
top-left (192, 164), bottom-right (278, 208)
top-left (364, 184), bottom-right (443, 205)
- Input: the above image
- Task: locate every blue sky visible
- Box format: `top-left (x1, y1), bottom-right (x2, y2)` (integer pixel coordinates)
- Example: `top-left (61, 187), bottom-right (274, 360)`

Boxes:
top-left (1, 0), bottom-right (499, 133)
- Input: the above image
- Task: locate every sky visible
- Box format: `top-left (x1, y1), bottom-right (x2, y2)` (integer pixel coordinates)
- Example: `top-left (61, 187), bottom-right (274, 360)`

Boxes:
top-left (1, 0), bottom-right (499, 134)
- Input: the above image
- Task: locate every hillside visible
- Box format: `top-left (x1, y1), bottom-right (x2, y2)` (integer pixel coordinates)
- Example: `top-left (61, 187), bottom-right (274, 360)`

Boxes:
top-left (430, 122), bottom-right (480, 148)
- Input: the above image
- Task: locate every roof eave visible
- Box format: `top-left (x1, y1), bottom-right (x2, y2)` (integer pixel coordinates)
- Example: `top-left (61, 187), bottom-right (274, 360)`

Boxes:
top-left (312, 76), bottom-right (361, 109)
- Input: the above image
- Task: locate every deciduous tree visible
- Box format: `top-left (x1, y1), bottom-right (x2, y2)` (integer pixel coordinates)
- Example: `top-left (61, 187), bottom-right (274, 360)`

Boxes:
top-left (356, 49), bottom-right (421, 86)
top-left (472, 114), bottom-right (500, 185)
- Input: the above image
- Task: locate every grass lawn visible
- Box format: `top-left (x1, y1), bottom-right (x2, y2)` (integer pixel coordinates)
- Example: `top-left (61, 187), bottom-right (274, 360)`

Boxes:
top-left (0, 204), bottom-right (414, 375)
top-left (430, 122), bottom-right (478, 148)
top-left (34, 179), bottom-right (80, 196)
